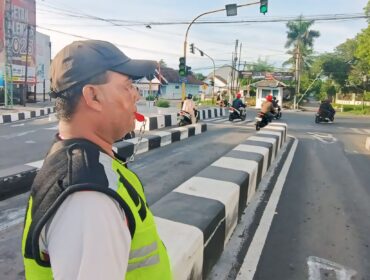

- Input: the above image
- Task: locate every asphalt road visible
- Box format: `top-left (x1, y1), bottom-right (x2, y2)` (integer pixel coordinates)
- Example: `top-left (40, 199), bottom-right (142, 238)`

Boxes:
top-left (0, 116), bottom-right (58, 169)
top-left (216, 111), bottom-right (370, 280)
top-left (252, 112), bottom-right (370, 280)
top-left (0, 117), bottom-right (256, 280)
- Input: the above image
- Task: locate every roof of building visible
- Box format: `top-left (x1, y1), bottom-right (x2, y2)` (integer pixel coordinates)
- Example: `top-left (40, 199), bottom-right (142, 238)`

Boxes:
top-left (157, 67), bottom-right (203, 85)
top-left (253, 79), bottom-right (287, 88)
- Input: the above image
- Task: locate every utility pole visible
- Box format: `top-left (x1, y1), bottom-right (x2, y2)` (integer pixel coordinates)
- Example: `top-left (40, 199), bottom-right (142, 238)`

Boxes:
top-left (22, 24), bottom-right (31, 107)
top-left (4, 0), bottom-right (14, 108)
top-left (294, 44), bottom-right (301, 110)
top-left (236, 42), bottom-right (242, 90)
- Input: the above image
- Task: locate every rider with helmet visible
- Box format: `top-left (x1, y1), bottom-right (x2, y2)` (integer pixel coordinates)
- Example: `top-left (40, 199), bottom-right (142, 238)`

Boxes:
top-left (182, 93), bottom-right (197, 124)
top-left (232, 93), bottom-right (246, 110)
top-left (261, 95), bottom-right (275, 121)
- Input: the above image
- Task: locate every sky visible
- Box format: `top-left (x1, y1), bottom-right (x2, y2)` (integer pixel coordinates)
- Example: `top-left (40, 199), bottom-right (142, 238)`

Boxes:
top-left (36, 0), bottom-right (369, 75)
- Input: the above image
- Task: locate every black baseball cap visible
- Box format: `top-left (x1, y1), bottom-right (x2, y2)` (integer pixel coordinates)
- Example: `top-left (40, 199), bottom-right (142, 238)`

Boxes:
top-left (50, 40), bottom-right (157, 97)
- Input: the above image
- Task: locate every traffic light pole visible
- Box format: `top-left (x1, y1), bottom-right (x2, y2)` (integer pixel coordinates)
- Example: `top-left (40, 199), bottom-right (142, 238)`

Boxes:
top-left (181, 1), bottom-right (260, 102)
top-left (193, 46), bottom-right (216, 104)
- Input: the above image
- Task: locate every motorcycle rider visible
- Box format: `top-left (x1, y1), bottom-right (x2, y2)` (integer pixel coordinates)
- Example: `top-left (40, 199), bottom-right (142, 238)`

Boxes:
top-left (182, 93), bottom-right (197, 124)
top-left (261, 95), bottom-right (275, 122)
top-left (232, 93), bottom-right (246, 111)
top-left (319, 97), bottom-right (336, 121)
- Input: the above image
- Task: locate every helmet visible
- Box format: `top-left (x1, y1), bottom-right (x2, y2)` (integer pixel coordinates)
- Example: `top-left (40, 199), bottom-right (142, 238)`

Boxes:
top-left (266, 95), bottom-right (273, 102)
top-left (272, 96), bottom-right (276, 100)
top-left (236, 93), bottom-right (241, 99)
top-left (187, 94), bottom-right (193, 99)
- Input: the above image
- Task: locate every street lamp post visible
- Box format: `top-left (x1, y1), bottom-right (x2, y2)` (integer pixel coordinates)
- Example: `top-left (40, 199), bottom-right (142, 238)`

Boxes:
top-left (181, 1), bottom-right (260, 102)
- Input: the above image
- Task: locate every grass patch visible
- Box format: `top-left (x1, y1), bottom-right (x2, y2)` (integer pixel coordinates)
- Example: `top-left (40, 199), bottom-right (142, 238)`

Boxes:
top-left (155, 99), bottom-right (170, 108)
top-left (335, 104), bottom-right (370, 115)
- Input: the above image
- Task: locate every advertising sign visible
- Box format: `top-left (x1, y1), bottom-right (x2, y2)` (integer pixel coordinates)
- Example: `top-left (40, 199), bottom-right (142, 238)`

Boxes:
top-left (1, 0), bottom-right (36, 84)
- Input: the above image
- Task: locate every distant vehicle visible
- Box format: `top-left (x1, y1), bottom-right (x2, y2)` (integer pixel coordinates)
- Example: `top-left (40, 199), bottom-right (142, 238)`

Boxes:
top-left (315, 109), bottom-right (335, 123)
top-left (228, 106), bottom-right (247, 121)
top-left (177, 109), bottom-right (199, 126)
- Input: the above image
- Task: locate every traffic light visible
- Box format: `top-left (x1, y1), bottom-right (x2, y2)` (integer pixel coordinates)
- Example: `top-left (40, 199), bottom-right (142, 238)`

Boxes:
top-left (179, 57), bottom-right (186, 76)
top-left (260, 0), bottom-right (268, 14)
top-left (186, 66), bottom-right (192, 75)
top-left (190, 43), bottom-right (195, 54)
top-left (199, 50), bottom-right (204, 57)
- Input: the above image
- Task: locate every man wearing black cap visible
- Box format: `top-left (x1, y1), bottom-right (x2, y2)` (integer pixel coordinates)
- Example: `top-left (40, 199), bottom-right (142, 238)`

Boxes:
top-left (22, 40), bottom-right (172, 280)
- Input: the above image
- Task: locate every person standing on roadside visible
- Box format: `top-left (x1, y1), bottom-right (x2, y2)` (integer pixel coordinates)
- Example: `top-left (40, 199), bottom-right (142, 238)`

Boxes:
top-left (22, 40), bottom-right (172, 280)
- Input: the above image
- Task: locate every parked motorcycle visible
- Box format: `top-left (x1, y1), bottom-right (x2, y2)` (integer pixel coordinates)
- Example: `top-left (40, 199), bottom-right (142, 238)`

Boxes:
top-left (255, 112), bottom-right (270, 131)
top-left (228, 106), bottom-right (247, 121)
top-left (315, 109), bottom-right (335, 123)
top-left (177, 109), bottom-right (199, 126)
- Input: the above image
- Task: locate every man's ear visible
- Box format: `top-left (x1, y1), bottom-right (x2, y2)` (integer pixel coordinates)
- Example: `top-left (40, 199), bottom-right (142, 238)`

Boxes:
top-left (82, 85), bottom-right (103, 112)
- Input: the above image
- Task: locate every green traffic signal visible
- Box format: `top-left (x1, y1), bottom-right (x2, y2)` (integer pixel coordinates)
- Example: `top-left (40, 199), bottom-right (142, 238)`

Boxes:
top-left (260, 0), bottom-right (268, 14)
top-left (179, 57), bottom-right (186, 77)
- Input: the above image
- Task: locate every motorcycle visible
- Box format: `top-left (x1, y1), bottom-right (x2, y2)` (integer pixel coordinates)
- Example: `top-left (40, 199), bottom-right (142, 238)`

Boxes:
top-left (228, 106), bottom-right (247, 121)
top-left (255, 112), bottom-right (270, 131)
top-left (177, 109), bottom-right (199, 126)
top-left (272, 102), bottom-right (282, 120)
top-left (315, 109), bottom-right (335, 123)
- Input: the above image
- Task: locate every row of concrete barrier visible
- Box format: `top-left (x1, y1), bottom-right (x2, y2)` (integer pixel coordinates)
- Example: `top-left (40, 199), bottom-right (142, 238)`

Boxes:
top-left (0, 123), bottom-right (207, 200)
top-left (0, 107), bottom-right (56, 124)
top-left (151, 122), bottom-right (288, 280)
top-left (135, 107), bottom-right (226, 131)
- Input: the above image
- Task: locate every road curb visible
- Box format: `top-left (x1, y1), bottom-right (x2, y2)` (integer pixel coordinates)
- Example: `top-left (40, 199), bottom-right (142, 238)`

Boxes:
top-left (0, 123), bottom-right (207, 200)
top-left (366, 136), bottom-right (370, 151)
top-left (0, 107), bottom-right (56, 124)
top-left (135, 107), bottom-right (226, 131)
top-left (151, 123), bottom-right (288, 279)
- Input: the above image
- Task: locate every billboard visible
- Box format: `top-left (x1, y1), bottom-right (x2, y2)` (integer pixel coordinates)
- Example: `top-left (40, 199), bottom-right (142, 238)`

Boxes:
top-left (241, 71), bottom-right (294, 81)
top-left (1, 0), bottom-right (36, 84)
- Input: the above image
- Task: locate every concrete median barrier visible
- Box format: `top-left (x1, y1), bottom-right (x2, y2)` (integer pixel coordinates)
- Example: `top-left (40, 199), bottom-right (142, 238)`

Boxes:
top-left (151, 123), bottom-right (288, 279)
top-left (0, 107), bottom-right (56, 124)
top-left (366, 136), bottom-right (370, 151)
top-left (135, 107), bottom-right (226, 131)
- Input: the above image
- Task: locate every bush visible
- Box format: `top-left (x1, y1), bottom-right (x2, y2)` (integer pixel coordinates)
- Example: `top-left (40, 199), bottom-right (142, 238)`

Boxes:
top-left (145, 95), bottom-right (155, 101)
top-left (192, 95), bottom-right (200, 102)
top-left (246, 97), bottom-right (256, 106)
top-left (155, 99), bottom-right (170, 108)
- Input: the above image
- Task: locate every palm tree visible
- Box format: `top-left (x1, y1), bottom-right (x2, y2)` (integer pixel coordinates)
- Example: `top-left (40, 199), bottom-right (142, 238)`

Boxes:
top-left (284, 16), bottom-right (320, 108)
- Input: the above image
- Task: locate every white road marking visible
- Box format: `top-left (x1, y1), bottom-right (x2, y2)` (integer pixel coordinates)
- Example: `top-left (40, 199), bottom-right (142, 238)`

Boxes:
top-left (236, 137), bottom-right (298, 280)
top-left (10, 123), bottom-right (25, 127)
top-left (351, 128), bottom-right (363, 134)
top-left (0, 130), bottom-right (36, 139)
top-left (362, 129), bottom-right (370, 134)
top-left (25, 140), bottom-right (36, 144)
top-left (0, 206), bottom-right (26, 232)
top-left (307, 132), bottom-right (337, 144)
top-left (44, 125), bottom-right (59, 130)
top-left (307, 256), bottom-right (357, 280)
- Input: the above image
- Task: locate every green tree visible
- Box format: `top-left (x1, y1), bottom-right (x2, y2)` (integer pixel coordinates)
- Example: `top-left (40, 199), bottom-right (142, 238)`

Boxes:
top-left (365, 0), bottom-right (370, 23)
top-left (194, 73), bottom-right (205, 81)
top-left (284, 16), bottom-right (320, 105)
top-left (246, 57), bottom-right (274, 72)
top-left (158, 59), bottom-right (167, 68)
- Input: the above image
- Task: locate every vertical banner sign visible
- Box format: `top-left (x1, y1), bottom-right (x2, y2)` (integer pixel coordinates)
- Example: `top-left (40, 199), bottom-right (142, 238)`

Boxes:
top-left (0, 0), bottom-right (5, 86)
top-left (9, 0), bottom-right (36, 84)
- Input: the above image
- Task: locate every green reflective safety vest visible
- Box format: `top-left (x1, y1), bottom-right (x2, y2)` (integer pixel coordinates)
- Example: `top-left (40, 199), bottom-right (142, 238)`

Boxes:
top-left (22, 138), bottom-right (172, 280)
